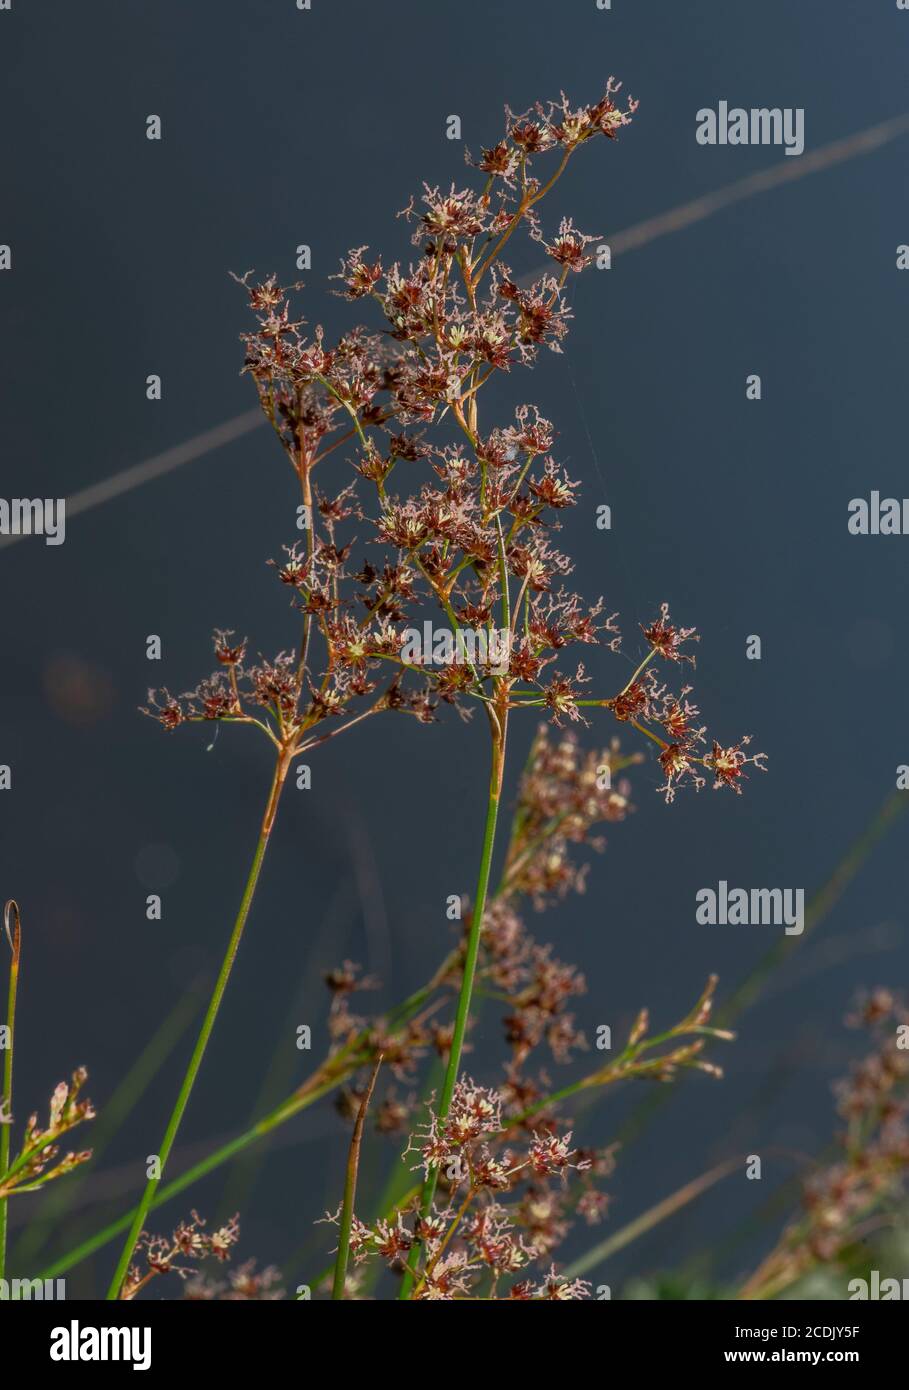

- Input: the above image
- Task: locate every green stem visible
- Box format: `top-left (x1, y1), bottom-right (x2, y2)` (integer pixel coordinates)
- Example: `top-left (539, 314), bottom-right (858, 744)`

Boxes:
top-left (38, 1073), bottom-right (343, 1283)
top-left (38, 957), bottom-right (454, 1284)
top-left (562, 1158), bottom-right (740, 1280)
top-left (0, 901), bottom-right (22, 1281)
top-left (105, 749), bottom-right (291, 1299)
top-left (398, 706), bottom-right (508, 1298)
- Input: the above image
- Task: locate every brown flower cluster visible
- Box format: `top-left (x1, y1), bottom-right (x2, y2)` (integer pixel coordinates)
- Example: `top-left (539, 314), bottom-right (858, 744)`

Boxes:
top-left (310, 729), bottom-right (733, 1297)
top-left (0, 1067), bottom-right (95, 1199)
top-left (329, 1077), bottom-right (597, 1300)
top-left (121, 1210), bottom-right (241, 1301)
top-left (498, 724), bottom-right (638, 905)
top-left (184, 1259), bottom-right (285, 1301)
top-left (142, 80), bottom-right (762, 816)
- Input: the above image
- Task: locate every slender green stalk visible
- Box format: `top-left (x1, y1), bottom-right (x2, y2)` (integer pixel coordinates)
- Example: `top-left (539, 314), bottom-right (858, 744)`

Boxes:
top-left (105, 750), bottom-right (291, 1299)
top-left (38, 1072), bottom-right (343, 1282)
top-left (217, 881), bottom-right (356, 1223)
top-left (39, 957), bottom-right (454, 1283)
top-left (0, 900), bottom-right (22, 1280)
top-left (50, 783), bottom-right (895, 1293)
top-left (332, 1055), bottom-right (382, 1299)
top-left (55, 774), bottom-right (897, 1296)
top-left (562, 1157), bottom-right (740, 1280)
top-left (398, 707), bottom-right (508, 1299)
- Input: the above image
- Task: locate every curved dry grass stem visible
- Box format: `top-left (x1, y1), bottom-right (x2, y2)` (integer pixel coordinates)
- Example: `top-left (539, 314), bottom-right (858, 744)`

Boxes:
top-left (332, 1054), bottom-right (383, 1300)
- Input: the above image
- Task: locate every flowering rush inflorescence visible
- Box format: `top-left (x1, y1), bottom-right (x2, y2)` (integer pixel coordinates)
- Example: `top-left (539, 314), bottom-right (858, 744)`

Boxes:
top-left (142, 81), bottom-right (764, 803)
top-left (330, 1076), bottom-right (597, 1300)
top-left (120, 1210), bottom-right (241, 1302)
top-left (310, 726), bottom-right (735, 1300)
top-left (122, 81), bottom-right (768, 1301)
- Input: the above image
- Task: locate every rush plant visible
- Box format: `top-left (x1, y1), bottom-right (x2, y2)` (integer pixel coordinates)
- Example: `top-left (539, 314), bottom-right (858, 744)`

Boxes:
top-left (1, 81), bottom-right (793, 1301)
top-left (107, 80), bottom-right (770, 1299)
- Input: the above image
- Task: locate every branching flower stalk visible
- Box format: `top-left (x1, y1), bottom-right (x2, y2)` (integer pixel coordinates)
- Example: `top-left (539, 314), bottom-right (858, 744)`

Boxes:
top-left (317, 726), bottom-right (738, 1299)
top-left (120, 1210), bottom-right (241, 1302)
top-left (0, 1070), bottom-right (95, 1199)
top-left (117, 80), bottom-right (765, 1301)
